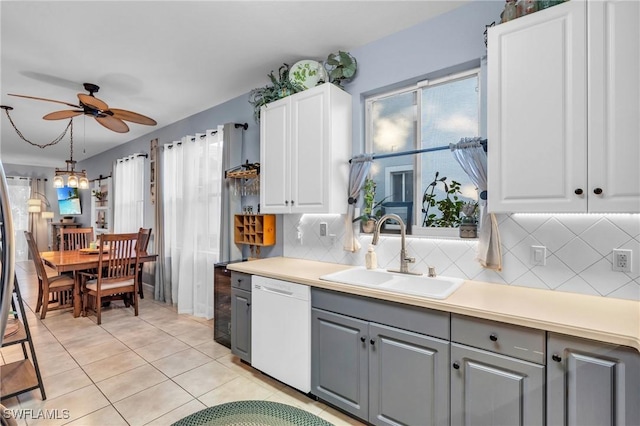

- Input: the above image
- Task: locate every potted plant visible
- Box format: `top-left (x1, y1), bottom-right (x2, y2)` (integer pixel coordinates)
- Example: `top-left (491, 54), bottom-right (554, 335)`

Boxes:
top-left (324, 50), bottom-right (357, 89)
top-left (92, 190), bottom-right (107, 207)
top-left (459, 201), bottom-right (478, 238)
top-left (353, 178), bottom-right (389, 233)
top-left (248, 63), bottom-right (305, 122)
top-left (421, 171), bottom-right (465, 228)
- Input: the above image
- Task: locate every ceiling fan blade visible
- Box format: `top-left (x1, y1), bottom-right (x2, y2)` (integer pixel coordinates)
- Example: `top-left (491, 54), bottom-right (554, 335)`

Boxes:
top-left (43, 110), bottom-right (83, 120)
top-left (109, 108), bottom-right (157, 126)
top-left (8, 93), bottom-right (81, 108)
top-left (78, 93), bottom-right (109, 111)
top-left (95, 115), bottom-right (129, 133)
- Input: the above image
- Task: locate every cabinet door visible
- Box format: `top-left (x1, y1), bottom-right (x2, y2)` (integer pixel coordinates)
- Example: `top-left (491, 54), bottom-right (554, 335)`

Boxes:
top-left (260, 98), bottom-right (291, 213)
top-left (450, 343), bottom-right (545, 426)
top-left (230, 288), bottom-right (251, 363)
top-left (547, 333), bottom-right (640, 426)
top-left (311, 308), bottom-right (369, 420)
top-left (290, 87), bottom-right (329, 213)
top-left (488, 1), bottom-right (587, 212)
top-left (369, 323), bottom-right (450, 426)
top-left (587, 0), bottom-right (640, 212)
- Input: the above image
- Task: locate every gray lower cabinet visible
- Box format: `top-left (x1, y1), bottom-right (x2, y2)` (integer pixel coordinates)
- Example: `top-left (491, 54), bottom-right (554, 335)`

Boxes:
top-left (450, 343), bottom-right (545, 426)
top-left (230, 272), bottom-right (252, 363)
top-left (312, 308), bottom-right (450, 425)
top-left (547, 333), bottom-right (640, 426)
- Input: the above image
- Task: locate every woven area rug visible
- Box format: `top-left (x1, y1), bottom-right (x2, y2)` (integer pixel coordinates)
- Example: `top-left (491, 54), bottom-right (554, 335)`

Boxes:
top-left (171, 400), bottom-right (334, 426)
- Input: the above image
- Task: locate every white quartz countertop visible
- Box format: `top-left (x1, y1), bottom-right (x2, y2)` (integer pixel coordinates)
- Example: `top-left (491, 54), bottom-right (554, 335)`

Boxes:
top-left (227, 257), bottom-right (640, 352)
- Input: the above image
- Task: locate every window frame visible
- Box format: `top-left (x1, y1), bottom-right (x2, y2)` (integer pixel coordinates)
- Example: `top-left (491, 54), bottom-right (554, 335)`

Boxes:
top-left (365, 67), bottom-right (481, 236)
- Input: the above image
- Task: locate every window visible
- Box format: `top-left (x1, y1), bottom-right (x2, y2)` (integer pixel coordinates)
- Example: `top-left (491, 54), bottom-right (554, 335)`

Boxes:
top-left (366, 69), bottom-right (480, 233)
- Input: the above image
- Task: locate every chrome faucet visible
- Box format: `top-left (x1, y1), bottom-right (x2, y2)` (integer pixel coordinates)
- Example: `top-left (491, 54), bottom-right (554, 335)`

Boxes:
top-left (372, 214), bottom-right (421, 275)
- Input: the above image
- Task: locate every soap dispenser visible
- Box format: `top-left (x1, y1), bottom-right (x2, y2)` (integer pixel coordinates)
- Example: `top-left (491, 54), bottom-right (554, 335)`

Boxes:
top-left (365, 244), bottom-right (378, 270)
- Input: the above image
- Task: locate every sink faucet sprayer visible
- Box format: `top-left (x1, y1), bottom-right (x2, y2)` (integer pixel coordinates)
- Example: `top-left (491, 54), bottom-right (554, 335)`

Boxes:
top-left (372, 214), bottom-right (421, 275)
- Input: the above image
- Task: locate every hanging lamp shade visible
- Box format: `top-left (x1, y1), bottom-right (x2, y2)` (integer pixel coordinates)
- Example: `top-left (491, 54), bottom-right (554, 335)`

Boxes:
top-left (41, 211), bottom-right (54, 219)
top-left (67, 174), bottom-right (79, 188)
top-left (53, 175), bottom-right (64, 188)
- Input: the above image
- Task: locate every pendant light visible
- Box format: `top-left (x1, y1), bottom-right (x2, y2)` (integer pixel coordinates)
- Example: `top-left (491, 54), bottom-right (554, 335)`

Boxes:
top-left (52, 119), bottom-right (89, 189)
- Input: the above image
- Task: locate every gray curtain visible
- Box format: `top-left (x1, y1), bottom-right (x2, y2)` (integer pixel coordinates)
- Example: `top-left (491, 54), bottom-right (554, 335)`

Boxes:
top-left (450, 137), bottom-right (502, 270)
top-left (154, 140), bottom-right (171, 304)
top-left (343, 154), bottom-right (373, 252)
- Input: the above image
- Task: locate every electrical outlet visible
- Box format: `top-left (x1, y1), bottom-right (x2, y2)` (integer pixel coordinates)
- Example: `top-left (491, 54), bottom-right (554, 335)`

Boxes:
top-left (612, 249), bottom-right (632, 272)
top-left (530, 245), bottom-right (547, 266)
top-left (319, 222), bottom-right (327, 237)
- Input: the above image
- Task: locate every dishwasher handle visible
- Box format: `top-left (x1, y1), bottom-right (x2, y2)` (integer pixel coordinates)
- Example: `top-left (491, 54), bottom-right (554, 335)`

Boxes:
top-left (254, 285), bottom-right (294, 297)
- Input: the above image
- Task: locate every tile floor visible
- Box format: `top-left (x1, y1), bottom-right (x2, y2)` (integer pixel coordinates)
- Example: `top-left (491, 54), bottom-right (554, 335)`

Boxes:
top-left (1, 261), bottom-right (365, 426)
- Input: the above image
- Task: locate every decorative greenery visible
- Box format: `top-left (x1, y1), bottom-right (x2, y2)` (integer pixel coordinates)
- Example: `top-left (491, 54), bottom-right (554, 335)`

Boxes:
top-left (325, 51), bottom-right (357, 89)
top-left (92, 190), bottom-right (105, 200)
top-left (421, 171), bottom-right (465, 228)
top-left (461, 201), bottom-right (478, 224)
top-left (353, 178), bottom-right (390, 223)
top-left (248, 63), bottom-right (305, 122)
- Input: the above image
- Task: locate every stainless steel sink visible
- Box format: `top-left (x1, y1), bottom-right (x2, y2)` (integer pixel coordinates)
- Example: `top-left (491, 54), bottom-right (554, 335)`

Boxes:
top-left (320, 267), bottom-right (463, 299)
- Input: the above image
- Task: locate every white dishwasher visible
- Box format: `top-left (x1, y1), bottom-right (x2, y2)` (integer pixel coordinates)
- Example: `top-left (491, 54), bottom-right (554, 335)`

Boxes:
top-left (251, 276), bottom-right (311, 393)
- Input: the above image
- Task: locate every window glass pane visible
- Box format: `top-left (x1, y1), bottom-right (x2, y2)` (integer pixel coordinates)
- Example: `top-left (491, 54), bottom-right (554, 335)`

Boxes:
top-left (420, 75), bottom-right (478, 227)
top-left (369, 92), bottom-right (415, 208)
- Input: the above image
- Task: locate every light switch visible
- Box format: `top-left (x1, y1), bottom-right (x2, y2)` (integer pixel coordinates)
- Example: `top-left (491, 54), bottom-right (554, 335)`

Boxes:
top-left (531, 245), bottom-right (546, 266)
top-left (319, 222), bottom-right (328, 237)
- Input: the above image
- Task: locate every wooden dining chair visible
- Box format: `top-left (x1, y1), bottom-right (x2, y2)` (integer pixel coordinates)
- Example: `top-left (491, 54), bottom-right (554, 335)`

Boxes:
top-left (136, 227), bottom-right (152, 298)
top-left (60, 227), bottom-right (95, 251)
top-left (24, 231), bottom-right (75, 319)
top-left (81, 232), bottom-right (141, 324)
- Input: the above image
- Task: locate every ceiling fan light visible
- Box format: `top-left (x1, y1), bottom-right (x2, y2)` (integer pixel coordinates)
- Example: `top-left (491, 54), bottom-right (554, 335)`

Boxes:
top-left (67, 174), bottom-right (79, 188)
top-left (53, 175), bottom-right (65, 188)
top-left (79, 175), bottom-right (89, 189)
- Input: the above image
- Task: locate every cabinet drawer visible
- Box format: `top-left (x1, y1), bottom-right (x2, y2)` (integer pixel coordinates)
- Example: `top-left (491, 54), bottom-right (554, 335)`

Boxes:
top-left (312, 288), bottom-right (449, 340)
top-left (231, 272), bottom-right (252, 291)
top-left (451, 314), bottom-right (545, 364)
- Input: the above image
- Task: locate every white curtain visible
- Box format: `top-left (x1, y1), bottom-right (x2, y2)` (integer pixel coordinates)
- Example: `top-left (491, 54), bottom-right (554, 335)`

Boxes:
top-left (451, 137), bottom-right (502, 270)
top-left (7, 177), bottom-right (31, 260)
top-left (114, 155), bottom-right (145, 233)
top-left (163, 127), bottom-right (223, 318)
top-left (344, 154), bottom-right (374, 252)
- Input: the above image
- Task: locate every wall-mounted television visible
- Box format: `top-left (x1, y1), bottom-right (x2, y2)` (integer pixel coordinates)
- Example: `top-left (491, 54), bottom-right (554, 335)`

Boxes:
top-left (56, 186), bottom-right (82, 215)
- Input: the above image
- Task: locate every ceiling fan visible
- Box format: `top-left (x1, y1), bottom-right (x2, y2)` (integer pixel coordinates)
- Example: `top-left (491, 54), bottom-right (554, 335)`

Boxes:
top-left (8, 82), bottom-right (157, 133)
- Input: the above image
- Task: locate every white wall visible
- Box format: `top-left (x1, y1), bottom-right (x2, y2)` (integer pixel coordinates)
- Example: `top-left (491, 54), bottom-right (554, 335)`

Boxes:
top-left (283, 213), bottom-right (640, 301)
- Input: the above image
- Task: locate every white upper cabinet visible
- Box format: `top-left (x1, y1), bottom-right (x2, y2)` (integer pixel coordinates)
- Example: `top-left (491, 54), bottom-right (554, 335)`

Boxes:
top-left (488, 0), bottom-right (640, 213)
top-left (260, 83), bottom-right (351, 214)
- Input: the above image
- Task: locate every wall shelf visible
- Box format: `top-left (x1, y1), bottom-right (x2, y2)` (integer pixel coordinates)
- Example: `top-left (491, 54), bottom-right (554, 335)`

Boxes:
top-left (234, 214), bottom-right (275, 247)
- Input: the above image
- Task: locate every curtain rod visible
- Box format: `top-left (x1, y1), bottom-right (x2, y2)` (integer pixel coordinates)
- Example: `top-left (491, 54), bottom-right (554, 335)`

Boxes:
top-left (349, 139), bottom-right (487, 163)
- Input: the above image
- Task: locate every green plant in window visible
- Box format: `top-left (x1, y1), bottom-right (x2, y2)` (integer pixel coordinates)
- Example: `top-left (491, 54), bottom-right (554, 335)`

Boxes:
top-left (421, 171), bottom-right (465, 228)
top-left (353, 178), bottom-right (390, 223)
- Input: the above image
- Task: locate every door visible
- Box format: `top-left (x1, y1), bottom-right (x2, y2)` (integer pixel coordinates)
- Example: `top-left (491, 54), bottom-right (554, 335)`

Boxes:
top-left (587, 0), bottom-right (640, 212)
top-left (547, 333), bottom-right (640, 426)
top-left (260, 98), bottom-right (290, 213)
top-left (230, 287), bottom-right (251, 363)
top-left (369, 323), bottom-right (450, 426)
top-left (311, 308), bottom-right (369, 420)
top-left (290, 86), bottom-right (329, 213)
top-left (488, 1), bottom-right (587, 212)
top-left (450, 343), bottom-right (545, 426)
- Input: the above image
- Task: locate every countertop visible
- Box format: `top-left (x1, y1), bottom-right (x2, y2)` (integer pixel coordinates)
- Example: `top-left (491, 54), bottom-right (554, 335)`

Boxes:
top-left (228, 257), bottom-right (640, 352)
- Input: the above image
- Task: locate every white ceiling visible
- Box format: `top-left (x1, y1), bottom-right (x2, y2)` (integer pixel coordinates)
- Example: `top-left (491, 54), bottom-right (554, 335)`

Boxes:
top-left (1, 1), bottom-right (468, 167)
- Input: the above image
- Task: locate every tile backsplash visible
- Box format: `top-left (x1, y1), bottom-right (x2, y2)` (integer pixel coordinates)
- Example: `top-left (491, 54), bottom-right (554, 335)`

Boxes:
top-left (282, 213), bottom-right (640, 301)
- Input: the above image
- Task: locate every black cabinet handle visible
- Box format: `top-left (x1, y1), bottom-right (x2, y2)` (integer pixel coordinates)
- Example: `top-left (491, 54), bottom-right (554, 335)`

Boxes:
top-left (370, 339), bottom-right (376, 346)
top-left (360, 336), bottom-right (366, 343)
top-left (552, 354), bottom-right (562, 362)
top-left (291, 200), bottom-right (295, 205)
top-left (594, 188), bottom-right (603, 195)
top-left (489, 333), bottom-right (498, 342)
top-left (246, 302), bottom-right (251, 307)
top-left (285, 200), bottom-right (289, 206)
top-left (453, 362), bottom-right (460, 370)
top-left (574, 188), bottom-right (583, 195)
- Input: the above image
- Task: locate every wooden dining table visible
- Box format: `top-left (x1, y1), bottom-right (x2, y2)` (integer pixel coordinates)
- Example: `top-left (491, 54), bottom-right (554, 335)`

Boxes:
top-left (40, 249), bottom-right (157, 317)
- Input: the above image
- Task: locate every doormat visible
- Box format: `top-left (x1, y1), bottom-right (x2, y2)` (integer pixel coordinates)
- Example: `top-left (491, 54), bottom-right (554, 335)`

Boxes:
top-left (171, 400), bottom-right (334, 426)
